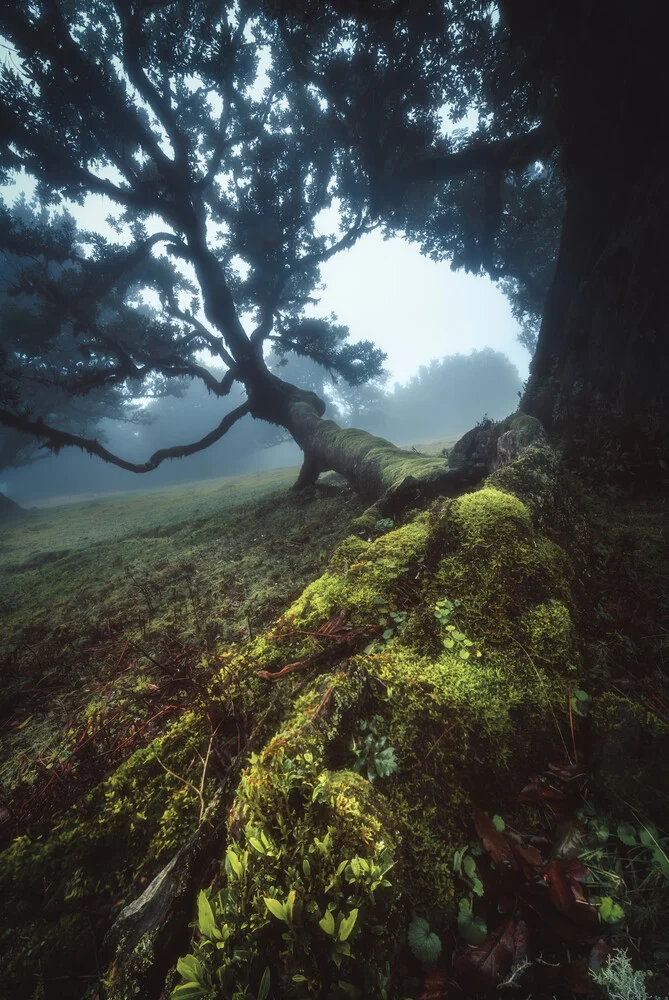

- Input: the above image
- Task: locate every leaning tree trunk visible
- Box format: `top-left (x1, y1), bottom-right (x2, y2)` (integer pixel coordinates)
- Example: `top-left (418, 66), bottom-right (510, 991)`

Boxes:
top-left (506, 0), bottom-right (669, 460)
top-left (244, 366), bottom-right (538, 509)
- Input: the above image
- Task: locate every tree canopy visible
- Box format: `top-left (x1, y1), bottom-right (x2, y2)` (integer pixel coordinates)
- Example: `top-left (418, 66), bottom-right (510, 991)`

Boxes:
top-left (0, 0), bottom-right (561, 491)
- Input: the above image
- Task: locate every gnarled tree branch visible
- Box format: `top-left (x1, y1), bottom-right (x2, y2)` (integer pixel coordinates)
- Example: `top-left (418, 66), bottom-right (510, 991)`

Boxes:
top-left (0, 402), bottom-right (251, 474)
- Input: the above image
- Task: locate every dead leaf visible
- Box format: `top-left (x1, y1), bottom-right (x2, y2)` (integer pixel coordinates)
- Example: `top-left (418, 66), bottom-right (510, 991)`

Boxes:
top-left (474, 809), bottom-right (517, 869)
top-left (545, 860), bottom-right (578, 918)
top-left (511, 918), bottom-right (530, 966)
top-left (512, 842), bottom-right (544, 876)
top-left (454, 917), bottom-right (515, 987)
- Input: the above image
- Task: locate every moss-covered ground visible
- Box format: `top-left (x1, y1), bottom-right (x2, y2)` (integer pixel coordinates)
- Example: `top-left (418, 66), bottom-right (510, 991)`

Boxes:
top-left (1, 450), bottom-right (667, 1000)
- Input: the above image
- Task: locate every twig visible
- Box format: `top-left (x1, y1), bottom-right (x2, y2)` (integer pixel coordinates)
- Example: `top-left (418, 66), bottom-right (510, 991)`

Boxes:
top-left (567, 687), bottom-right (578, 764)
top-left (256, 653), bottom-right (320, 681)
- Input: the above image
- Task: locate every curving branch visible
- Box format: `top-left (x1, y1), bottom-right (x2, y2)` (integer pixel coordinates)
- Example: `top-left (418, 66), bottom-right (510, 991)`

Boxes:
top-left (113, 0), bottom-right (189, 168)
top-left (399, 125), bottom-right (554, 188)
top-left (0, 402), bottom-right (251, 474)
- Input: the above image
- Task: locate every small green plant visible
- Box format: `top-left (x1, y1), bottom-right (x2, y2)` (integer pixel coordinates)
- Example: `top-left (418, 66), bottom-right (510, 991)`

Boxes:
top-left (452, 841), bottom-right (488, 945)
top-left (433, 598), bottom-right (461, 626)
top-left (452, 845), bottom-right (484, 898)
top-left (374, 518), bottom-right (394, 533)
top-left (407, 916), bottom-right (442, 964)
top-left (579, 806), bottom-right (669, 968)
top-left (364, 610), bottom-right (408, 654)
top-left (456, 897), bottom-right (487, 945)
top-left (571, 687), bottom-right (593, 718)
top-left (172, 748), bottom-right (397, 997)
top-left (434, 600), bottom-right (480, 660)
top-left (350, 717), bottom-right (399, 783)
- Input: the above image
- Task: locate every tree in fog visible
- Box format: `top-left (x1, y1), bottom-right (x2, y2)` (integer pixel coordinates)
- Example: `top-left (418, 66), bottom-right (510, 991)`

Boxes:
top-left (3, 0), bottom-right (661, 500)
top-left (0, 197), bottom-right (160, 476)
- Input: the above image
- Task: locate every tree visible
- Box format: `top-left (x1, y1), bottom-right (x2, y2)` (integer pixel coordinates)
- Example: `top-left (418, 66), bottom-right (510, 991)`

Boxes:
top-left (499, 0), bottom-right (669, 460)
top-left (383, 348), bottom-right (522, 442)
top-left (0, 197), bottom-right (158, 476)
top-left (0, 1), bottom-right (402, 501)
top-left (267, 0), bottom-right (668, 461)
top-left (0, 0), bottom-right (547, 508)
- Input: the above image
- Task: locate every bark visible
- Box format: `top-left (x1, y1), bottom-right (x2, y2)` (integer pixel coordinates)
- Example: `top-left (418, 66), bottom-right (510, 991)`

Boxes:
top-left (244, 364), bottom-right (479, 504)
top-left (507, 0), bottom-right (669, 457)
top-left (246, 363), bottom-right (544, 509)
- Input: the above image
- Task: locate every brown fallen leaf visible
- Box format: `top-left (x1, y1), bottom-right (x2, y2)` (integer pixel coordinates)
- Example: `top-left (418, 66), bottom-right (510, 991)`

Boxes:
top-left (474, 809), bottom-right (517, 869)
top-left (512, 841), bottom-right (544, 877)
top-left (453, 917), bottom-right (515, 988)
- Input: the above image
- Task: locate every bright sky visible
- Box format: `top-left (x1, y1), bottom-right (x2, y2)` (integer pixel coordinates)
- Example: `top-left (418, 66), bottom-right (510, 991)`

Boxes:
top-left (2, 171), bottom-right (530, 388)
top-left (310, 231), bottom-right (529, 386)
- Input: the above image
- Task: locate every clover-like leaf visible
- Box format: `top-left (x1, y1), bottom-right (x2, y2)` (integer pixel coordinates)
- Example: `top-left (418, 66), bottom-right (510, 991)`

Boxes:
top-left (408, 916), bottom-right (442, 964)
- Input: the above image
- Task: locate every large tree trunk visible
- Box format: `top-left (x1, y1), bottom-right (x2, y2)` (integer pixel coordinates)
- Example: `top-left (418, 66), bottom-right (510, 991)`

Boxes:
top-left (244, 365), bottom-right (532, 507)
top-left (507, 1), bottom-right (669, 458)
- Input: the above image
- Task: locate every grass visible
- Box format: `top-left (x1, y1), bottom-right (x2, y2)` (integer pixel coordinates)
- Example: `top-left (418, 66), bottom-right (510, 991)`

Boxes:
top-left (0, 466), bottom-right (364, 799)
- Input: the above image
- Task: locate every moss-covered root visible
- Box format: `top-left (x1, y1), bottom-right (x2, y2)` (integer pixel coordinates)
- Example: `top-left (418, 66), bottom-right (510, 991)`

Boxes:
top-left (168, 462), bottom-right (583, 999)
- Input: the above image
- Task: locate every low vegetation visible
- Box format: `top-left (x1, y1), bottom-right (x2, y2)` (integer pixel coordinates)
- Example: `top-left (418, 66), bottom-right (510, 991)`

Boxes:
top-left (0, 445), bottom-right (667, 1000)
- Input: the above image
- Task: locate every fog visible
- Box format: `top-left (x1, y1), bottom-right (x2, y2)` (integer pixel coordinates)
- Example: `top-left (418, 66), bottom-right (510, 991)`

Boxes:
top-left (3, 347), bottom-right (521, 504)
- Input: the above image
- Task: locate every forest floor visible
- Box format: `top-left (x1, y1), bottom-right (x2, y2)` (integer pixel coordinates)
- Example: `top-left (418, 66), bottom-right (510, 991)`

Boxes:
top-left (0, 444), bottom-right (668, 1000)
top-left (0, 467), bottom-right (366, 807)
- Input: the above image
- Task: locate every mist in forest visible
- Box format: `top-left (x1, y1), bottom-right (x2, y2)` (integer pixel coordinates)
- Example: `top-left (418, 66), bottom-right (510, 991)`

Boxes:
top-left (3, 347), bottom-right (522, 504)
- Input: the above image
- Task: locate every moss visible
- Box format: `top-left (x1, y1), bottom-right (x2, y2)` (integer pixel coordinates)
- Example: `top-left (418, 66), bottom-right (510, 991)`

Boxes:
top-left (428, 487), bottom-right (572, 647)
top-left (357, 645), bottom-right (564, 926)
top-left (5, 445), bottom-right (613, 997)
top-left (518, 599), bottom-right (577, 670)
top-left (0, 712), bottom-right (210, 995)
top-left (283, 515), bottom-right (429, 631)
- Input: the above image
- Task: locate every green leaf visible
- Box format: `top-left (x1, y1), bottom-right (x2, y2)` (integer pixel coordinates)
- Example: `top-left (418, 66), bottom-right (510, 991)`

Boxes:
top-left (319, 909), bottom-right (336, 935)
top-left (382, 629), bottom-right (394, 640)
top-left (492, 815), bottom-right (505, 832)
top-left (226, 847), bottom-right (243, 878)
top-left (457, 897), bottom-right (488, 945)
top-left (616, 823), bottom-right (638, 846)
top-left (177, 955), bottom-right (205, 984)
top-left (339, 908), bottom-right (358, 942)
top-left (599, 897), bottom-right (625, 923)
top-left (452, 631), bottom-right (465, 641)
top-left (374, 746), bottom-right (398, 778)
top-left (264, 897), bottom-right (287, 923)
top-left (197, 891), bottom-right (218, 940)
top-left (407, 916), bottom-right (442, 964)
top-left (443, 638), bottom-right (455, 649)
top-left (574, 688), bottom-right (591, 701)
top-left (459, 914), bottom-right (488, 945)
top-left (463, 856), bottom-right (477, 879)
top-left (249, 836), bottom-right (266, 854)
top-left (472, 877), bottom-right (485, 897)
top-left (292, 974), bottom-right (308, 983)
top-left (286, 889), bottom-right (296, 922)
top-left (639, 824), bottom-right (660, 848)
top-left (459, 649), bottom-right (470, 659)
top-left (303, 858), bottom-right (311, 877)
top-left (172, 984), bottom-right (207, 1000)
top-left (256, 966), bottom-right (271, 1000)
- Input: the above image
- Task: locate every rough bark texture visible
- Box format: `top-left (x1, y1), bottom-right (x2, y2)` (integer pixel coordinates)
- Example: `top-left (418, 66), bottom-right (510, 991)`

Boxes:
top-left (507, 0), bottom-right (669, 456)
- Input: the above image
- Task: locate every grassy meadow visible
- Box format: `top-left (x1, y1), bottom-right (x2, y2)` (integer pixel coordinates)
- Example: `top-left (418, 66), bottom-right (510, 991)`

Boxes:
top-left (0, 466), bottom-right (367, 805)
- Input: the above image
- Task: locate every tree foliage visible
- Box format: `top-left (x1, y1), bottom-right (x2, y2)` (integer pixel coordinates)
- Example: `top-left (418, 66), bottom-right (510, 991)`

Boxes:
top-left (0, 0), bottom-right (560, 482)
